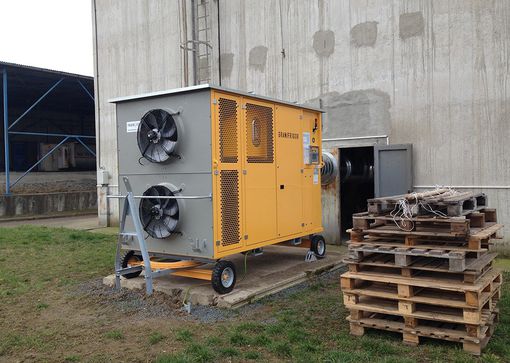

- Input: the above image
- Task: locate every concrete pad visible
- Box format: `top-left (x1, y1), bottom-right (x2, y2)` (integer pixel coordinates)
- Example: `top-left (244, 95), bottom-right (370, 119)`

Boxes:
top-left (103, 245), bottom-right (345, 309)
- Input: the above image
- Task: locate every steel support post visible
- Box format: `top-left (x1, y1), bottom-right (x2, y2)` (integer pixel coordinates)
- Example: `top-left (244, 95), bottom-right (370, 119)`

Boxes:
top-left (2, 69), bottom-right (9, 195)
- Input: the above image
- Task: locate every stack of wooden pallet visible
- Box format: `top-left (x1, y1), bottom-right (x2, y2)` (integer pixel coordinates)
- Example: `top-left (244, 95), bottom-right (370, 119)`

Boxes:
top-left (340, 189), bottom-right (504, 355)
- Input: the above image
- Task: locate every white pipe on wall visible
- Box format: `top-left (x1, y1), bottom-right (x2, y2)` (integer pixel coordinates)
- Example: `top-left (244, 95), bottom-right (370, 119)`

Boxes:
top-left (322, 135), bottom-right (389, 144)
top-left (415, 185), bottom-right (510, 190)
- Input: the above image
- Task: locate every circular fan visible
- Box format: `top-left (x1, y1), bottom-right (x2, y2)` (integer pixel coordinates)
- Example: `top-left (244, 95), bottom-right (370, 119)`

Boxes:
top-left (137, 109), bottom-right (178, 163)
top-left (139, 185), bottom-right (180, 239)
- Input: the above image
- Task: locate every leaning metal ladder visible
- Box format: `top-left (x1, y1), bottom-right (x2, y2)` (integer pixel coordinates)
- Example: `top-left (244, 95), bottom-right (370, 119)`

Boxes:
top-left (110, 176), bottom-right (212, 295)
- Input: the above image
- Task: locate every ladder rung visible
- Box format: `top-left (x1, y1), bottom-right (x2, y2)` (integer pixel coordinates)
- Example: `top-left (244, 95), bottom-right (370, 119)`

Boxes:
top-left (120, 232), bottom-right (137, 237)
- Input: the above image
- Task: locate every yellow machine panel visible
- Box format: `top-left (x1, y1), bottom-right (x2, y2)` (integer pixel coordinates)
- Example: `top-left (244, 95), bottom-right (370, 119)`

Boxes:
top-left (211, 90), bottom-right (323, 259)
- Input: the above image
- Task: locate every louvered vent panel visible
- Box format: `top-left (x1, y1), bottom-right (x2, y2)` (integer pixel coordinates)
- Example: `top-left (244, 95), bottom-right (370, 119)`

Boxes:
top-left (245, 103), bottom-right (274, 163)
top-left (218, 98), bottom-right (238, 163)
top-left (220, 170), bottom-right (240, 246)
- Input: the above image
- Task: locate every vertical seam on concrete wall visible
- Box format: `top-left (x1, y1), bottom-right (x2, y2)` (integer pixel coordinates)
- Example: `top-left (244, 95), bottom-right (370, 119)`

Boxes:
top-left (278, 0), bottom-right (285, 99)
top-left (217, 0), bottom-right (222, 85)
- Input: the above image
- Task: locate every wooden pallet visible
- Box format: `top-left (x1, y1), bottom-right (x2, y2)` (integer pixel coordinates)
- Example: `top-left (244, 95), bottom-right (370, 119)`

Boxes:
top-left (349, 222), bottom-right (504, 250)
top-left (341, 270), bottom-right (502, 312)
top-left (341, 269), bottom-right (502, 316)
top-left (344, 251), bottom-right (497, 283)
top-left (347, 244), bottom-right (478, 272)
top-left (348, 235), bottom-right (489, 251)
top-left (352, 208), bottom-right (497, 235)
top-left (347, 311), bottom-right (498, 355)
top-left (367, 191), bottom-right (488, 217)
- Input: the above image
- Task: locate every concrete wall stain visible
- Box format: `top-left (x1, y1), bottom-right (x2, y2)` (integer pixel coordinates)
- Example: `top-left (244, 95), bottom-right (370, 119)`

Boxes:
top-left (220, 53), bottom-right (234, 77)
top-left (313, 30), bottom-right (335, 57)
top-left (248, 46), bottom-right (268, 71)
top-left (309, 90), bottom-right (391, 139)
top-left (350, 21), bottom-right (378, 47)
top-left (399, 12), bottom-right (425, 39)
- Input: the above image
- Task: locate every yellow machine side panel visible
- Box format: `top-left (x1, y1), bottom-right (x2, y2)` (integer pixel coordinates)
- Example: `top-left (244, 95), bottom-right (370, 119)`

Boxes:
top-left (242, 99), bottom-right (278, 246)
top-left (211, 92), bottom-right (245, 254)
top-left (211, 91), bottom-right (323, 259)
top-left (275, 105), bottom-right (304, 237)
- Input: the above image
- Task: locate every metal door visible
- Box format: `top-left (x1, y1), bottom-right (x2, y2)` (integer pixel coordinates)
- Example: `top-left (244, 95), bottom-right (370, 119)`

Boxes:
top-left (212, 93), bottom-right (244, 253)
top-left (374, 144), bottom-right (413, 197)
top-left (275, 105), bottom-right (303, 237)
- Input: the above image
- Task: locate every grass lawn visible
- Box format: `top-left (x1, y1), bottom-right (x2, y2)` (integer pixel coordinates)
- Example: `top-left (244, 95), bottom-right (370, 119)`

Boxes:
top-left (0, 225), bottom-right (509, 362)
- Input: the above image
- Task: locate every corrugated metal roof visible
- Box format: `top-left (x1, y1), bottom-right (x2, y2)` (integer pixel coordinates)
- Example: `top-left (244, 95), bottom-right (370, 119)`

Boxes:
top-left (0, 60), bottom-right (93, 80)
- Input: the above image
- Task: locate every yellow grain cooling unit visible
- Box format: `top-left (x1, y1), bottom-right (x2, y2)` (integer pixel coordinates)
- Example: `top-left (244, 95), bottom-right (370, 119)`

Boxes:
top-left (111, 85), bottom-right (325, 293)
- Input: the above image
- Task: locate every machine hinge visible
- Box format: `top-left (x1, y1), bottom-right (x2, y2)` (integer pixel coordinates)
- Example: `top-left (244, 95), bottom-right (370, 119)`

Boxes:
top-left (299, 115), bottom-right (303, 120)
top-left (214, 170), bottom-right (219, 175)
top-left (216, 240), bottom-right (220, 246)
top-left (241, 104), bottom-right (247, 109)
top-left (244, 235), bottom-right (248, 240)
top-left (243, 170), bottom-right (247, 175)
top-left (212, 98), bottom-right (217, 105)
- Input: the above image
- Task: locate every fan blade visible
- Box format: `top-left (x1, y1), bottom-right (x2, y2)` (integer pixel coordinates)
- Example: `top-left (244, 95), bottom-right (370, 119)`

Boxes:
top-left (141, 201), bottom-right (153, 214)
top-left (163, 216), bottom-right (178, 232)
top-left (162, 122), bottom-right (177, 139)
top-left (141, 116), bottom-right (151, 130)
top-left (160, 110), bottom-right (169, 130)
top-left (161, 140), bottom-right (176, 155)
top-left (164, 201), bottom-right (178, 217)
top-left (143, 215), bottom-right (155, 230)
top-left (162, 191), bottom-right (173, 208)
top-left (146, 112), bottom-right (158, 129)
top-left (141, 141), bottom-right (151, 157)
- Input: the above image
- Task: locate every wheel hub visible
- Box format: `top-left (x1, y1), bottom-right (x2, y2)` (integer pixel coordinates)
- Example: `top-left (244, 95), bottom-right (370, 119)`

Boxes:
top-left (221, 267), bottom-right (234, 287)
top-left (317, 240), bottom-right (325, 255)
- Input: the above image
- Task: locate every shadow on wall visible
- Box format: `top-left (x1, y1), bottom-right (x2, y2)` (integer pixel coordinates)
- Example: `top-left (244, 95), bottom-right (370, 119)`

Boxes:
top-left (306, 89), bottom-right (392, 139)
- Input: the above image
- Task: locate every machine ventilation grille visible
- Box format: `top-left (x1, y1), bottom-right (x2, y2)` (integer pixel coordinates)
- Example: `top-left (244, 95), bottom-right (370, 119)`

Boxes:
top-left (218, 98), bottom-right (238, 163)
top-left (137, 109), bottom-right (178, 163)
top-left (220, 170), bottom-right (240, 246)
top-left (139, 185), bottom-right (179, 239)
top-left (245, 103), bottom-right (274, 163)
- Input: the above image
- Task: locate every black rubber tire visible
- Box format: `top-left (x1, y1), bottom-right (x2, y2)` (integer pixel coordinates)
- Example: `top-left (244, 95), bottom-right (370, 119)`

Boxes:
top-left (121, 250), bottom-right (142, 279)
top-left (211, 260), bottom-right (236, 294)
top-left (310, 235), bottom-right (326, 258)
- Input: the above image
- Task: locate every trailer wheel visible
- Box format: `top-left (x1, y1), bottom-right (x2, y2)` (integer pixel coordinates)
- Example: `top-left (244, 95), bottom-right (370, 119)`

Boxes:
top-left (311, 235), bottom-right (326, 258)
top-left (121, 250), bottom-right (142, 279)
top-left (212, 260), bottom-right (236, 294)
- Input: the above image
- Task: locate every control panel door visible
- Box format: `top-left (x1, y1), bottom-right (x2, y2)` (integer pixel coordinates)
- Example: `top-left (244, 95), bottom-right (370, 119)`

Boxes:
top-left (302, 111), bottom-right (322, 230)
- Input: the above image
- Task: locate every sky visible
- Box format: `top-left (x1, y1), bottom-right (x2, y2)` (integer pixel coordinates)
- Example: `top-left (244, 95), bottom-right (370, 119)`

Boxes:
top-left (0, 0), bottom-right (94, 76)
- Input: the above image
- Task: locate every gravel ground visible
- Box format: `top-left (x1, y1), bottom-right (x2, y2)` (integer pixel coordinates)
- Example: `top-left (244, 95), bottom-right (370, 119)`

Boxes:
top-left (71, 267), bottom-right (346, 323)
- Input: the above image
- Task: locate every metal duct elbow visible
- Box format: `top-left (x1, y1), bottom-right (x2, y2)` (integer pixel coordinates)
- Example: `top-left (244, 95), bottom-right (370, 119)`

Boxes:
top-left (321, 152), bottom-right (338, 185)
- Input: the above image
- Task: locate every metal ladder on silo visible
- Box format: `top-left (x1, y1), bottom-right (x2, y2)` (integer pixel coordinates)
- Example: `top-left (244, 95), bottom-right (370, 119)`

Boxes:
top-left (181, 0), bottom-right (212, 85)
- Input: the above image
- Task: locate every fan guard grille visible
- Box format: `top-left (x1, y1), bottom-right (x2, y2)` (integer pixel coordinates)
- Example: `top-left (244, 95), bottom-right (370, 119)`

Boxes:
top-left (139, 185), bottom-right (180, 239)
top-left (137, 109), bottom-right (178, 163)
